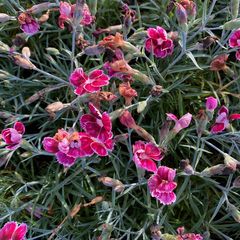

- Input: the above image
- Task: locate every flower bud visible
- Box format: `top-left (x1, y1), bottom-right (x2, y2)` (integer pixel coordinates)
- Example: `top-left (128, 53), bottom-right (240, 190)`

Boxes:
top-left (195, 109), bottom-right (208, 136)
top-left (224, 18), bottom-right (240, 30)
top-left (180, 159), bottom-right (194, 175)
top-left (84, 45), bottom-right (105, 56)
top-left (13, 55), bottom-right (36, 69)
top-left (228, 203), bottom-right (240, 223)
top-left (134, 125), bottom-right (156, 144)
top-left (231, 0), bottom-right (240, 19)
top-left (232, 176), bottom-right (240, 188)
top-left (114, 133), bottom-right (129, 143)
top-left (0, 13), bottom-right (15, 23)
top-left (206, 97), bottom-right (218, 112)
top-left (98, 176), bottom-right (125, 192)
top-left (22, 47), bottom-right (31, 59)
top-left (201, 164), bottom-right (228, 177)
top-left (119, 110), bottom-right (137, 129)
top-left (176, 3), bottom-right (188, 24)
top-left (0, 41), bottom-right (10, 52)
top-left (150, 224), bottom-right (162, 240)
top-left (38, 11), bottom-right (50, 24)
top-left (150, 85), bottom-right (163, 97)
top-left (45, 102), bottom-right (68, 118)
top-left (28, 2), bottom-right (54, 14)
top-left (46, 47), bottom-right (60, 56)
top-left (224, 153), bottom-right (240, 171)
top-left (137, 100), bottom-right (147, 113)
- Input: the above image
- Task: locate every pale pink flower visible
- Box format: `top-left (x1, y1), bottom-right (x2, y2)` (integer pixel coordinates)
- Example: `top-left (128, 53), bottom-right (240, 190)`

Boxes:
top-left (229, 29), bottom-right (240, 60)
top-left (80, 103), bottom-right (112, 142)
top-left (133, 141), bottom-right (164, 172)
top-left (1, 122), bottom-right (25, 150)
top-left (69, 68), bottom-right (110, 96)
top-left (18, 12), bottom-right (40, 35)
top-left (0, 221), bottom-right (28, 240)
top-left (206, 96), bottom-right (218, 112)
top-left (211, 106), bottom-right (240, 133)
top-left (58, 1), bottom-right (93, 29)
top-left (166, 112), bottom-right (192, 133)
top-left (145, 26), bottom-right (174, 58)
top-left (148, 166), bottom-right (177, 205)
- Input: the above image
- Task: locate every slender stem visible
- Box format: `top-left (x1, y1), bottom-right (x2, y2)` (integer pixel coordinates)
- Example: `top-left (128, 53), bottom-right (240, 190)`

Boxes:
top-left (71, 28), bottom-right (77, 72)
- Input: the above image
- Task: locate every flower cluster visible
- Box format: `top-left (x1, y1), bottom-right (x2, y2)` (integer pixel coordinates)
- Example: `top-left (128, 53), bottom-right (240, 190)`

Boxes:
top-left (43, 103), bottom-right (114, 167)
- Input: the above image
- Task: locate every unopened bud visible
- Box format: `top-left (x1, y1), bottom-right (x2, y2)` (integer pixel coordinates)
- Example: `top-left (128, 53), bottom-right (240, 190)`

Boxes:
top-left (132, 69), bottom-right (152, 85)
top-left (137, 100), bottom-right (147, 113)
top-left (228, 203), bottom-right (240, 223)
top-left (176, 3), bottom-right (188, 24)
top-left (22, 47), bottom-right (31, 59)
top-left (45, 102), bottom-right (69, 118)
top-left (0, 13), bottom-right (15, 23)
top-left (0, 41), bottom-right (10, 52)
top-left (224, 153), bottom-right (240, 171)
top-left (180, 159), bottom-right (194, 175)
top-left (134, 125), bottom-right (156, 144)
top-left (38, 11), bottom-right (50, 24)
top-left (13, 55), bottom-right (36, 69)
top-left (119, 110), bottom-right (137, 129)
top-left (150, 85), bottom-right (163, 97)
top-left (98, 176), bottom-right (125, 192)
top-left (20, 151), bottom-right (33, 158)
top-left (224, 18), bottom-right (240, 30)
top-left (231, 0), bottom-right (240, 19)
top-left (46, 47), bottom-right (60, 55)
top-left (114, 133), bottom-right (129, 143)
top-left (84, 45), bottom-right (105, 56)
top-left (12, 34), bottom-right (27, 47)
top-left (201, 164), bottom-right (230, 177)
top-left (195, 109), bottom-right (208, 136)
top-left (232, 176), bottom-right (240, 188)
top-left (150, 224), bottom-right (162, 240)
top-left (28, 2), bottom-right (54, 14)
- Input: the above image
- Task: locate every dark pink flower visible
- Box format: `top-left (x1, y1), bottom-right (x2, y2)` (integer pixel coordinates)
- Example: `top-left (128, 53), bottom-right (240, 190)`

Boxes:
top-left (145, 26), bottom-right (174, 58)
top-left (80, 103), bottom-right (112, 142)
top-left (1, 122), bottom-right (25, 150)
top-left (211, 106), bottom-right (240, 133)
top-left (148, 166), bottom-right (177, 205)
top-left (18, 12), bottom-right (40, 35)
top-left (166, 112), bottom-right (192, 133)
top-left (229, 29), bottom-right (240, 60)
top-left (58, 1), bottom-right (93, 29)
top-left (43, 130), bottom-right (94, 167)
top-left (0, 221), bottom-right (28, 240)
top-left (206, 96), bottom-right (218, 112)
top-left (69, 68), bottom-right (110, 96)
top-left (133, 141), bottom-right (164, 172)
top-left (177, 226), bottom-right (203, 240)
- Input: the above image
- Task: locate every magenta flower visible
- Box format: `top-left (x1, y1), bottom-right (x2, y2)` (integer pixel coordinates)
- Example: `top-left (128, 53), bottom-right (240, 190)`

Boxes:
top-left (0, 221), bottom-right (28, 240)
top-left (166, 112), bottom-right (192, 133)
top-left (145, 26), bottom-right (174, 58)
top-left (229, 29), bottom-right (240, 60)
top-left (132, 141), bottom-right (164, 172)
top-left (69, 68), bottom-right (110, 96)
top-left (1, 122), bottom-right (25, 150)
top-left (206, 96), bottom-right (218, 112)
top-left (211, 106), bottom-right (240, 134)
top-left (177, 226), bottom-right (203, 240)
top-left (80, 103), bottom-right (112, 142)
top-left (58, 1), bottom-right (93, 29)
top-left (43, 130), bottom-right (94, 167)
top-left (148, 166), bottom-right (177, 205)
top-left (18, 12), bottom-right (40, 35)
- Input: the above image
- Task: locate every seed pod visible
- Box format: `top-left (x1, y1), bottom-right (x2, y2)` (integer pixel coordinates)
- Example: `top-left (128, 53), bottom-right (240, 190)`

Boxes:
top-left (231, 0), bottom-right (240, 19)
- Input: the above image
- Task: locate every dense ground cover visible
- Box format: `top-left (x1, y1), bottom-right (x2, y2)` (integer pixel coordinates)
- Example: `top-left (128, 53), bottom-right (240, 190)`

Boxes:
top-left (0, 0), bottom-right (240, 239)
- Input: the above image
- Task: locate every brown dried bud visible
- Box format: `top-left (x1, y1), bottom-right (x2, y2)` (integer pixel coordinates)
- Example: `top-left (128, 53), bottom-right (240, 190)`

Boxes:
top-left (98, 176), bottom-right (125, 193)
top-left (12, 34), bottom-right (27, 47)
top-left (76, 34), bottom-right (89, 49)
top-left (13, 55), bottom-right (36, 69)
top-left (195, 109), bottom-right (208, 136)
top-left (150, 224), bottom-right (162, 240)
top-left (210, 54), bottom-right (229, 71)
top-left (150, 85), bottom-right (163, 97)
top-left (45, 102), bottom-right (69, 118)
top-left (180, 159), bottom-right (194, 175)
top-left (119, 82), bottom-right (137, 106)
top-left (0, 13), bottom-right (15, 23)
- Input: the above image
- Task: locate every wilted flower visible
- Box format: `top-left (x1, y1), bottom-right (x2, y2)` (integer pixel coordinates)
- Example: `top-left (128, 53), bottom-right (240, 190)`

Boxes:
top-left (206, 96), bottom-right (218, 112)
top-left (148, 166), bottom-right (177, 205)
top-left (210, 54), bottom-right (229, 71)
top-left (13, 54), bottom-right (36, 70)
top-left (80, 103), bottom-right (112, 142)
top-left (0, 221), bottom-right (28, 240)
top-left (98, 176), bottom-right (125, 192)
top-left (166, 112), bottom-right (192, 134)
top-left (211, 105), bottom-right (240, 133)
top-left (133, 141), bottom-right (164, 172)
top-left (195, 109), bottom-right (208, 136)
top-left (119, 82), bottom-right (137, 106)
top-left (177, 226), bottom-right (203, 240)
top-left (58, 1), bottom-right (93, 29)
top-left (99, 32), bottom-right (125, 50)
top-left (1, 122), bottom-right (25, 150)
top-left (145, 26), bottom-right (174, 58)
top-left (18, 12), bottom-right (40, 35)
top-left (69, 68), bottom-right (110, 96)
top-left (229, 29), bottom-right (240, 60)
top-left (179, 159), bottom-right (194, 175)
